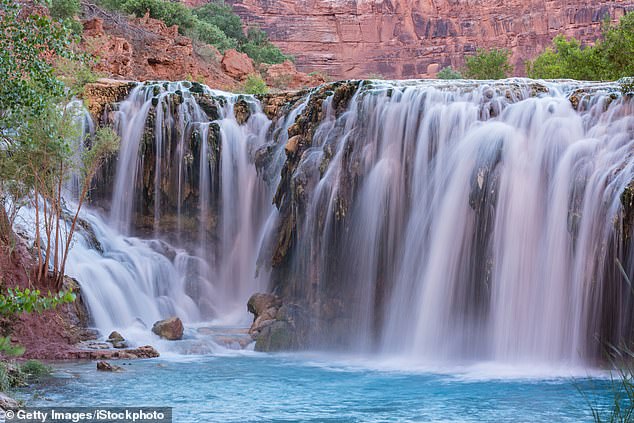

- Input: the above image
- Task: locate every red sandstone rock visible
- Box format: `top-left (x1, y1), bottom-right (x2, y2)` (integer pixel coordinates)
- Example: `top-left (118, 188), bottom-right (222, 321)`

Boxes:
top-left (265, 60), bottom-right (326, 89)
top-left (80, 10), bottom-right (236, 89)
top-left (221, 49), bottom-right (255, 79)
top-left (227, 0), bottom-right (634, 79)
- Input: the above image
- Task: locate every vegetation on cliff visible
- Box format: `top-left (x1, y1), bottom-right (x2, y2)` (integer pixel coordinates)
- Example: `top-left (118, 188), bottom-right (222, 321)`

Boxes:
top-left (0, 0), bottom-right (118, 286)
top-left (96, 0), bottom-right (290, 64)
top-left (528, 13), bottom-right (634, 80)
top-left (436, 49), bottom-right (512, 80)
top-left (463, 48), bottom-right (513, 80)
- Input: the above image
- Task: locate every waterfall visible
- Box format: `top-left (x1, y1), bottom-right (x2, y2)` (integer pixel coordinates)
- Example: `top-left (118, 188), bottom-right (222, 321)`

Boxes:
top-left (264, 79), bottom-right (634, 364)
top-left (55, 82), bottom-right (284, 336)
top-left (48, 78), bottom-right (634, 365)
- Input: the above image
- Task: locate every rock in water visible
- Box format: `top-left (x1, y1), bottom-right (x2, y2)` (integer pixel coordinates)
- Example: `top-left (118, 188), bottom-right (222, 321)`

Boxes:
top-left (247, 293), bottom-right (282, 337)
top-left (96, 361), bottom-right (123, 372)
top-left (107, 331), bottom-right (128, 349)
top-left (0, 392), bottom-right (19, 410)
top-left (151, 317), bottom-right (184, 340)
top-left (108, 331), bottom-right (124, 342)
top-left (247, 293), bottom-right (309, 352)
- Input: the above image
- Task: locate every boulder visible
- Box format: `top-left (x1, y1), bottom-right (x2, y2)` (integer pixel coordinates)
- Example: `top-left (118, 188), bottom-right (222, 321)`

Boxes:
top-left (96, 361), bottom-right (123, 372)
top-left (221, 49), bottom-right (255, 80)
top-left (107, 331), bottom-right (128, 349)
top-left (247, 294), bottom-right (309, 352)
top-left (247, 293), bottom-right (282, 337)
top-left (285, 135), bottom-right (300, 155)
top-left (0, 392), bottom-right (19, 410)
top-left (152, 317), bottom-right (184, 340)
top-left (254, 320), bottom-right (295, 351)
top-left (108, 331), bottom-right (124, 342)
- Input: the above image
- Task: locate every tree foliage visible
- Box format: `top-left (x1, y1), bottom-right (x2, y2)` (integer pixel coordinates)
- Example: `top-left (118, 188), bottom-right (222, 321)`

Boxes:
top-left (0, 0), bottom-right (74, 130)
top-left (48, 0), bottom-right (80, 21)
top-left (0, 2), bottom-right (120, 287)
top-left (463, 48), bottom-right (513, 80)
top-left (527, 13), bottom-right (634, 80)
top-left (193, 2), bottom-right (245, 42)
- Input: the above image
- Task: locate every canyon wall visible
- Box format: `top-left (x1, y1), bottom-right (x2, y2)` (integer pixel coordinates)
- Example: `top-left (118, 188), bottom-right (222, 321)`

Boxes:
top-left (222, 0), bottom-right (634, 79)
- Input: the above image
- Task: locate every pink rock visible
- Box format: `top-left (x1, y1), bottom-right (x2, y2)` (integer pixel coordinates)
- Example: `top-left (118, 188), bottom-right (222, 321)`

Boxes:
top-left (221, 49), bottom-right (256, 80)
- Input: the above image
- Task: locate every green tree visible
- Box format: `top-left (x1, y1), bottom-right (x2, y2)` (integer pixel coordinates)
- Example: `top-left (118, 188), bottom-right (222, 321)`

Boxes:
top-left (527, 13), bottom-right (634, 81)
top-left (121, 0), bottom-right (197, 32)
top-left (463, 48), bottom-right (513, 80)
top-left (526, 35), bottom-right (601, 80)
top-left (0, 2), bottom-right (120, 286)
top-left (193, 2), bottom-right (245, 43)
top-left (188, 21), bottom-right (237, 52)
top-left (0, 0), bottom-right (74, 247)
top-left (437, 66), bottom-right (463, 79)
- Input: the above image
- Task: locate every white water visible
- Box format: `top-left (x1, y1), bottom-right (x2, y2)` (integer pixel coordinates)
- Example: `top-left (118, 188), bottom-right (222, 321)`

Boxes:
top-left (275, 80), bottom-right (634, 365)
top-left (20, 79), bottom-right (634, 366)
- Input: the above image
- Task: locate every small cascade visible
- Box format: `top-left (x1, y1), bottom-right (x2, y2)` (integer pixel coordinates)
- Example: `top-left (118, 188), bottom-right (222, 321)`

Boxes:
top-left (63, 82), bottom-right (287, 337)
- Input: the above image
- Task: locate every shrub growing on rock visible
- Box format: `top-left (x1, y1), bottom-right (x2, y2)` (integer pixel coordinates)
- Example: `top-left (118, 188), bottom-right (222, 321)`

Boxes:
top-left (463, 48), bottom-right (513, 79)
top-left (437, 66), bottom-right (463, 79)
top-left (242, 74), bottom-right (269, 95)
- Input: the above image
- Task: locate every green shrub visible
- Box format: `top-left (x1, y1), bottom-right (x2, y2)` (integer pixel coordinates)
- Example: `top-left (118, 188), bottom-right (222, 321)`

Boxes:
top-left (239, 27), bottom-right (289, 64)
top-left (187, 21), bottom-right (236, 52)
top-left (437, 66), bottom-right (463, 79)
top-left (20, 360), bottom-right (51, 381)
top-left (240, 41), bottom-right (288, 65)
top-left (49, 0), bottom-right (80, 21)
top-left (242, 74), bottom-right (268, 94)
top-left (0, 288), bottom-right (75, 316)
top-left (526, 36), bottom-right (599, 80)
top-left (122, 0), bottom-right (197, 31)
top-left (463, 48), bottom-right (513, 79)
top-left (0, 360), bottom-right (50, 392)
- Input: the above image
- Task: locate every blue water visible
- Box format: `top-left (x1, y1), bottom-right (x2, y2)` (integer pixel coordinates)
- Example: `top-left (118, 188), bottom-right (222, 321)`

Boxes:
top-left (19, 353), bottom-right (618, 422)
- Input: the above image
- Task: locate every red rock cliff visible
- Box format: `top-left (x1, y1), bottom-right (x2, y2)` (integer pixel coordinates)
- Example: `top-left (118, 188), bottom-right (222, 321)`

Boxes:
top-left (225, 0), bottom-right (634, 79)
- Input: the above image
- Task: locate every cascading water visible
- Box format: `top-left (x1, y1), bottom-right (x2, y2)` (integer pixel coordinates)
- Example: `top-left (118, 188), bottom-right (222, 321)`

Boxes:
top-left (263, 79), bottom-right (634, 365)
top-left (48, 78), bottom-right (634, 366)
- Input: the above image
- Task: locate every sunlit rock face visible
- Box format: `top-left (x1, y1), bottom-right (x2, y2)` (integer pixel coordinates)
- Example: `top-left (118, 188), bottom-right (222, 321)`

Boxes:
top-left (221, 0), bottom-right (634, 79)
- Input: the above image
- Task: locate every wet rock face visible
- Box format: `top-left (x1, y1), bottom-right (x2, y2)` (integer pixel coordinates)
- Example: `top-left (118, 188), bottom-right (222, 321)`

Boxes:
top-left (270, 81), bottom-right (360, 269)
top-left (82, 80), bottom-right (136, 120)
top-left (234, 97), bottom-right (251, 124)
top-left (229, 0), bottom-right (633, 79)
top-left (247, 293), bottom-right (309, 352)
